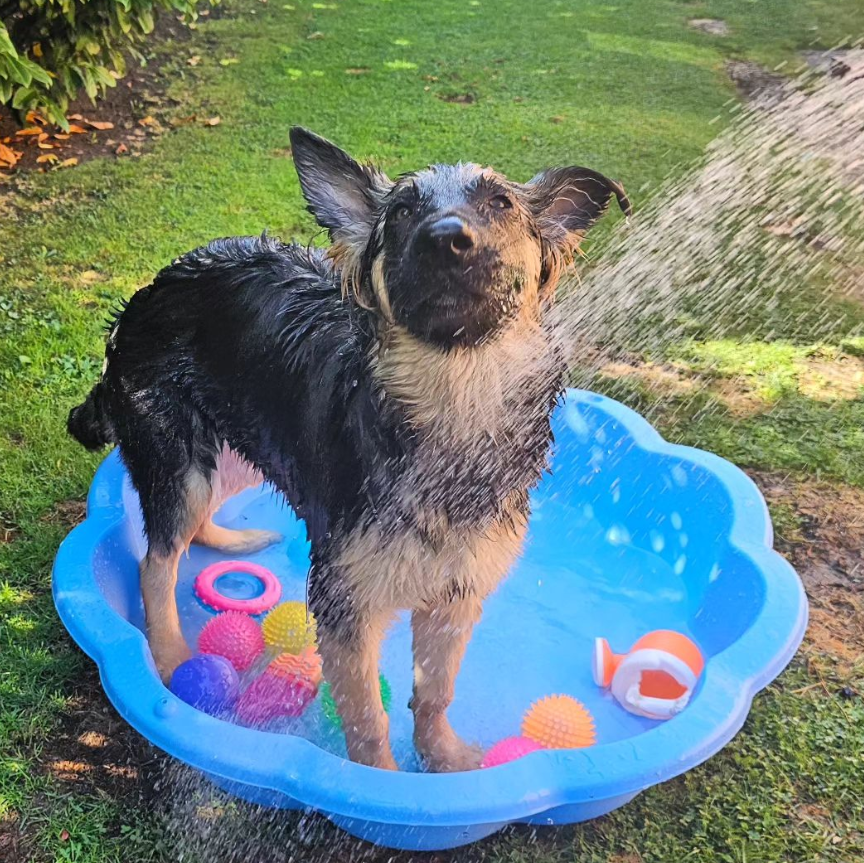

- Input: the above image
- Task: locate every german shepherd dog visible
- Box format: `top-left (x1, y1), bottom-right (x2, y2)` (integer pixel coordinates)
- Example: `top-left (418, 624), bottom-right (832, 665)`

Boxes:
top-left (68, 128), bottom-right (629, 772)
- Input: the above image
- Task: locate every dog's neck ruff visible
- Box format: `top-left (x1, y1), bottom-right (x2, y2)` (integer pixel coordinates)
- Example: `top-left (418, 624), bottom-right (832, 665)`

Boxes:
top-left (372, 315), bottom-right (554, 439)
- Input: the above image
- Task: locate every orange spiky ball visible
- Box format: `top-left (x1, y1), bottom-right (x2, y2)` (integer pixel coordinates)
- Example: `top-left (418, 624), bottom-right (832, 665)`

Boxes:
top-left (268, 645), bottom-right (323, 689)
top-left (521, 695), bottom-right (596, 750)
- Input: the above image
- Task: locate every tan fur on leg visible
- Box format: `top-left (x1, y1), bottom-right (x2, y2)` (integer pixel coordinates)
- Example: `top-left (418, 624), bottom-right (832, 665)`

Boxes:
top-left (141, 471), bottom-right (212, 682)
top-left (412, 597), bottom-right (484, 772)
top-left (318, 612), bottom-right (397, 770)
top-left (140, 551), bottom-right (192, 682)
top-left (192, 521), bottom-right (282, 554)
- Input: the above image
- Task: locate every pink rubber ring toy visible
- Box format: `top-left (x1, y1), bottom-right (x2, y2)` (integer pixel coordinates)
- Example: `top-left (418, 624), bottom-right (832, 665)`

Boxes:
top-left (194, 560), bottom-right (282, 615)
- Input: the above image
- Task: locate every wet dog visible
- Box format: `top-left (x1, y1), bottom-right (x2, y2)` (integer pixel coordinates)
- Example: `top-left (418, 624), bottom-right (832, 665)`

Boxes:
top-left (67, 128), bottom-right (629, 771)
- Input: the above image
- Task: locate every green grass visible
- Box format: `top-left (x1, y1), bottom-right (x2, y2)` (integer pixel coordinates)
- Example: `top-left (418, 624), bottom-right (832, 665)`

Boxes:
top-left (1, 0), bottom-right (863, 860)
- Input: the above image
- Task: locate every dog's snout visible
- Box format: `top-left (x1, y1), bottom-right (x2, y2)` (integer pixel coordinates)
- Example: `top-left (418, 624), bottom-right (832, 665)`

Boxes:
top-left (420, 215), bottom-right (475, 255)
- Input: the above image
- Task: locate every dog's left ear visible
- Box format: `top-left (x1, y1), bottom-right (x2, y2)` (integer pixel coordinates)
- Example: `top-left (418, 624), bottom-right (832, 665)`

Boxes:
top-left (523, 166), bottom-right (631, 258)
top-left (290, 126), bottom-right (392, 251)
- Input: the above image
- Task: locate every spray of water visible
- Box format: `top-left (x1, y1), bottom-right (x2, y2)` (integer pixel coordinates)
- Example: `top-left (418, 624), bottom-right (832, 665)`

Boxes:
top-left (553, 48), bottom-right (864, 389)
top-left (151, 50), bottom-right (864, 861)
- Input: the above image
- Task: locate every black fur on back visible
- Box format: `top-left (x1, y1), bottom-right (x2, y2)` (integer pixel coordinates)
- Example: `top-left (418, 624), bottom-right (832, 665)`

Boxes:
top-left (68, 234), bottom-right (564, 627)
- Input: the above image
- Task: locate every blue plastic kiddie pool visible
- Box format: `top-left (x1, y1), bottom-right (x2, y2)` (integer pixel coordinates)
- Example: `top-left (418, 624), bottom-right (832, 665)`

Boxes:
top-left (53, 389), bottom-right (807, 851)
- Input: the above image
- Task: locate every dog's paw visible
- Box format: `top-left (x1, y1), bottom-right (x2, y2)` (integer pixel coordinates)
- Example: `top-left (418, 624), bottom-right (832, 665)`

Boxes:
top-left (151, 637), bottom-right (192, 684)
top-left (416, 728), bottom-right (484, 772)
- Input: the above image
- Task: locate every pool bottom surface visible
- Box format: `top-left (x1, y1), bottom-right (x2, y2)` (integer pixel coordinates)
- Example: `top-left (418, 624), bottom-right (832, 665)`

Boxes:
top-left (103, 469), bottom-right (706, 768)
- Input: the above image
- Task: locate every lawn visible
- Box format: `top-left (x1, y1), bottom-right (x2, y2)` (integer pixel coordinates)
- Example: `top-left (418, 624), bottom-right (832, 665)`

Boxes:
top-left (1, 0), bottom-right (863, 860)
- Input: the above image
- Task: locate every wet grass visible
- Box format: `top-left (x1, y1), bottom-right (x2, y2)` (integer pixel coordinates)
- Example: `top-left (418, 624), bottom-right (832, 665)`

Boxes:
top-left (1, 0), bottom-right (863, 860)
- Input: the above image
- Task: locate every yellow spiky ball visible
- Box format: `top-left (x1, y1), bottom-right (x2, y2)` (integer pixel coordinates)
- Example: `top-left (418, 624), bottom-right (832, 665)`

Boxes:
top-left (521, 695), bottom-right (596, 750)
top-left (262, 601), bottom-right (317, 654)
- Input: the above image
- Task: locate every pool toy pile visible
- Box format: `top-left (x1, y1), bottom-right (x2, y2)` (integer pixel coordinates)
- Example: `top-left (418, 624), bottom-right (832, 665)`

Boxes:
top-left (173, 563), bottom-right (707, 766)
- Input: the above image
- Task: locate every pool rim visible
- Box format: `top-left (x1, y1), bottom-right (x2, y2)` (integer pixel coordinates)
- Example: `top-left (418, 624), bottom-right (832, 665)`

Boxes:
top-left (52, 388), bottom-right (808, 829)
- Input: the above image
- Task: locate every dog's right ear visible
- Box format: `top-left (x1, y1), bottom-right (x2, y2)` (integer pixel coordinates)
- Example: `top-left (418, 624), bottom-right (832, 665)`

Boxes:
top-left (290, 127), bottom-right (391, 252)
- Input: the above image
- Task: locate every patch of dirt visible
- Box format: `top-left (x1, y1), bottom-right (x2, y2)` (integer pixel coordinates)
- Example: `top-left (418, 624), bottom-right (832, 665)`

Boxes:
top-left (0, 814), bottom-right (25, 863)
top-left (752, 471), bottom-right (864, 674)
top-left (801, 49), bottom-right (856, 79)
top-left (599, 359), bottom-right (701, 397)
top-left (40, 499), bottom-right (86, 530)
top-left (437, 91), bottom-right (476, 104)
top-left (797, 355), bottom-right (864, 401)
top-left (726, 60), bottom-right (786, 101)
top-left (688, 18), bottom-right (729, 36)
top-left (35, 662), bottom-right (163, 807)
top-left (1, 512), bottom-right (20, 544)
top-left (0, 12), bottom-right (193, 180)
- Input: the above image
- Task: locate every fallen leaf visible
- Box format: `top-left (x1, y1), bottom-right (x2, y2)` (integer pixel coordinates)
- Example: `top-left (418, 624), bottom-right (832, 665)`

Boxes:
top-left (307, 31), bottom-right (325, 40)
top-left (67, 113), bottom-right (84, 121)
top-left (0, 142), bottom-right (20, 166)
top-left (53, 133), bottom-right (71, 140)
top-left (67, 124), bottom-right (87, 134)
top-left (86, 120), bottom-right (114, 131)
top-left (60, 830), bottom-right (69, 842)
top-left (138, 116), bottom-right (157, 127)
top-left (219, 58), bottom-right (240, 66)
top-left (170, 115), bottom-right (197, 127)
top-left (550, 115), bottom-right (566, 124)
top-left (36, 153), bottom-right (59, 164)
top-left (187, 55), bottom-right (201, 66)
top-left (115, 143), bottom-right (129, 155)
top-left (345, 67), bottom-right (370, 74)
top-left (203, 116), bottom-right (221, 126)
top-left (16, 127), bottom-right (43, 136)
top-left (25, 110), bottom-right (46, 124)
top-left (57, 158), bottom-right (79, 168)
top-left (37, 141), bottom-right (54, 150)
top-left (32, 42), bottom-right (43, 58)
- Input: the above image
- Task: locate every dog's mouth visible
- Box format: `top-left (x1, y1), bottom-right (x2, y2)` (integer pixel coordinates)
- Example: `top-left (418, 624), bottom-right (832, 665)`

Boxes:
top-left (409, 290), bottom-right (517, 345)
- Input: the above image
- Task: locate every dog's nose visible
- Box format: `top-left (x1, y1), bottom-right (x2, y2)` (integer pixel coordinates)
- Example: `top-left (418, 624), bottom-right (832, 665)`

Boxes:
top-left (421, 216), bottom-right (475, 255)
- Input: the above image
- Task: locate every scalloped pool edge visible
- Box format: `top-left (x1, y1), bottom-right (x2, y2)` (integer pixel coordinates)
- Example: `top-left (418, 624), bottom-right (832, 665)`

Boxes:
top-left (53, 389), bottom-right (808, 851)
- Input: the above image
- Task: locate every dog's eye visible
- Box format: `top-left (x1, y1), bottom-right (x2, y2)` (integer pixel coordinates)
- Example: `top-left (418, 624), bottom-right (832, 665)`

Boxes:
top-left (489, 194), bottom-right (512, 210)
top-left (392, 204), bottom-right (413, 221)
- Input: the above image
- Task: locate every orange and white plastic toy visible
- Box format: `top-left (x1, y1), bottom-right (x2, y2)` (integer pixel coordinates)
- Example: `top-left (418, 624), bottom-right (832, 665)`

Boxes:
top-left (593, 630), bottom-right (704, 720)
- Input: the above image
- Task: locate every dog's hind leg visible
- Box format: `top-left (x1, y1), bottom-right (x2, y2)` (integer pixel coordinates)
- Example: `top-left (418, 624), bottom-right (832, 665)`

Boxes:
top-left (192, 444), bottom-right (282, 554)
top-left (411, 597), bottom-right (484, 772)
top-left (122, 428), bottom-right (216, 682)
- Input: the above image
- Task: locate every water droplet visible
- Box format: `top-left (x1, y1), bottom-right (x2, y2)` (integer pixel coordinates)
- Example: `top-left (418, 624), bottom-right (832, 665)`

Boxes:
top-left (670, 512), bottom-right (683, 530)
top-left (606, 524), bottom-right (631, 546)
top-left (671, 465), bottom-right (688, 487)
top-left (674, 554), bottom-right (687, 575)
top-left (650, 530), bottom-right (665, 553)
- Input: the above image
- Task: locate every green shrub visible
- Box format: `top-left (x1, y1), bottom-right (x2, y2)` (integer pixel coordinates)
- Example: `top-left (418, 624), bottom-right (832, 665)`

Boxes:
top-left (0, 0), bottom-right (209, 127)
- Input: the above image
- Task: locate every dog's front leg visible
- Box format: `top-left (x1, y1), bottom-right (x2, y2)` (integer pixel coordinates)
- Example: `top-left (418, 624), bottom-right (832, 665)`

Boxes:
top-left (318, 611), bottom-right (398, 771)
top-left (411, 597), bottom-right (483, 772)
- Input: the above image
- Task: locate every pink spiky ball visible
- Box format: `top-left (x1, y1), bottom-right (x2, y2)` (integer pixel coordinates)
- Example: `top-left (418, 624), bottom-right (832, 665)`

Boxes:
top-left (234, 670), bottom-right (318, 727)
top-left (480, 736), bottom-right (543, 769)
top-left (198, 611), bottom-right (265, 672)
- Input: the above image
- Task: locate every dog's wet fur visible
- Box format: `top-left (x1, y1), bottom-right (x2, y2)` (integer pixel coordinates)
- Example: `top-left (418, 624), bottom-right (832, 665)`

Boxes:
top-left (68, 128), bottom-right (629, 771)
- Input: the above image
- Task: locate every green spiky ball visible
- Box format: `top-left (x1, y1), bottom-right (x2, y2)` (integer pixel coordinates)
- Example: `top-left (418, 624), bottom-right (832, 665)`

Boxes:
top-left (320, 674), bottom-right (391, 729)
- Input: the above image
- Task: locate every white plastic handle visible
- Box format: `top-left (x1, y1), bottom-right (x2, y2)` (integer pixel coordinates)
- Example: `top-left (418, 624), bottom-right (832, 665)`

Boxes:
top-left (610, 648), bottom-right (698, 720)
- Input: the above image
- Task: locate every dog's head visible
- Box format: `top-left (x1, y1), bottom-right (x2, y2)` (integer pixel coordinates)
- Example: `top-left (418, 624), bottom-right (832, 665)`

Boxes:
top-left (290, 127), bottom-right (630, 347)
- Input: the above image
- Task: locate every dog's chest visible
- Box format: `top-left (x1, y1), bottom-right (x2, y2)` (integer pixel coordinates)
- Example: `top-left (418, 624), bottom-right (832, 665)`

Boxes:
top-left (374, 325), bottom-right (556, 529)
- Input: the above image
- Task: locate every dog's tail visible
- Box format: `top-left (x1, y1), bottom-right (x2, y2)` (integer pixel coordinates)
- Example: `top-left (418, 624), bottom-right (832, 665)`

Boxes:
top-left (68, 382), bottom-right (114, 450)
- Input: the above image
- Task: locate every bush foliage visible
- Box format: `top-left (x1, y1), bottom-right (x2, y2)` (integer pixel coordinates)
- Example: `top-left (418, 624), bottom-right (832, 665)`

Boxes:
top-left (1, 0), bottom-right (206, 126)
